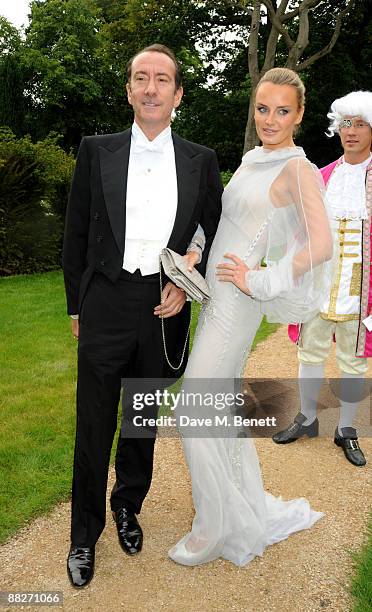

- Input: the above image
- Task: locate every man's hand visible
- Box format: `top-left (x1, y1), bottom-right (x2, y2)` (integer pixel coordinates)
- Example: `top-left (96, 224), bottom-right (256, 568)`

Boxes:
top-left (216, 253), bottom-right (251, 295)
top-left (71, 318), bottom-right (79, 339)
top-left (183, 250), bottom-right (200, 272)
top-left (154, 282), bottom-right (186, 318)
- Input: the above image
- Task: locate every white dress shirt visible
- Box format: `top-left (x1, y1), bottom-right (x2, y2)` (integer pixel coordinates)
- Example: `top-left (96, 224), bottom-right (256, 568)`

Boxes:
top-left (123, 122), bottom-right (178, 274)
top-left (325, 154), bottom-right (372, 220)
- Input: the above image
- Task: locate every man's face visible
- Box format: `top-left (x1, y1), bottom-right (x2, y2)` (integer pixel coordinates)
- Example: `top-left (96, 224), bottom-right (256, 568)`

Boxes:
top-left (339, 115), bottom-right (372, 157)
top-left (126, 51), bottom-right (183, 136)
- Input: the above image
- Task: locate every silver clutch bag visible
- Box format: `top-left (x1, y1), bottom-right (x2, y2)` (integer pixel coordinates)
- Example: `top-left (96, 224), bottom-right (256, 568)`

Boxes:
top-left (160, 248), bottom-right (210, 304)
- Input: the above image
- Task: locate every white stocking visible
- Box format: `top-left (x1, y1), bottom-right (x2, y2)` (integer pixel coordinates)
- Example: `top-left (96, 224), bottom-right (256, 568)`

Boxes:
top-left (338, 372), bottom-right (365, 435)
top-left (298, 363), bottom-right (325, 425)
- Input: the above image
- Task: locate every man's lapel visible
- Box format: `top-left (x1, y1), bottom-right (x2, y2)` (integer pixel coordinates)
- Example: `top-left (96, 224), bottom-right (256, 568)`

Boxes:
top-left (168, 133), bottom-right (203, 249)
top-left (99, 130), bottom-right (131, 255)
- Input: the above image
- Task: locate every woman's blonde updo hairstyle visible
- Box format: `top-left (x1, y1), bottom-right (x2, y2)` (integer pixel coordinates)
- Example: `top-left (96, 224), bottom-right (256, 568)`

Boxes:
top-left (256, 67), bottom-right (305, 109)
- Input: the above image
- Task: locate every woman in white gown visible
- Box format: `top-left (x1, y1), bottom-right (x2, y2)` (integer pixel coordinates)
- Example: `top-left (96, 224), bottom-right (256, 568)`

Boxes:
top-left (168, 68), bottom-right (333, 567)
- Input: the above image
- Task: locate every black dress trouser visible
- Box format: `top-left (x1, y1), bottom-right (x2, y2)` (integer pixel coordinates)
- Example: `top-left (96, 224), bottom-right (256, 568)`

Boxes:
top-left (71, 269), bottom-right (180, 546)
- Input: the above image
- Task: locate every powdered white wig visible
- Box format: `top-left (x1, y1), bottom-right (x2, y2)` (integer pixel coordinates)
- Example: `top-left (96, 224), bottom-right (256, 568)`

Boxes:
top-left (326, 90), bottom-right (372, 137)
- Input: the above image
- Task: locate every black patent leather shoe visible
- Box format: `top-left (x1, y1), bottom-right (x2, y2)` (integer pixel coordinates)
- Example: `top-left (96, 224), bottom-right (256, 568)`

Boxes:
top-left (272, 412), bottom-right (319, 444)
top-left (112, 508), bottom-right (143, 555)
top-left (334, 427), bottom-right (366, 466)
top-left (67, 546), bottom-right (95, 588)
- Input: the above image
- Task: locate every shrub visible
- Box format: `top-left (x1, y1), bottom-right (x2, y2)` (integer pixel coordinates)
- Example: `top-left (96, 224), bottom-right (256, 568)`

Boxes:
top-left (0, 128), bottom-right (74, 275)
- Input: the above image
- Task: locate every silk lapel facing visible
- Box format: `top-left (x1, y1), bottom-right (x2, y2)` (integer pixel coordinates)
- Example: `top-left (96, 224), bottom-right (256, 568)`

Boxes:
top-left (99, 130), bottom-right (131, 256)
top-left (167, 133), bottom-right (202, 250)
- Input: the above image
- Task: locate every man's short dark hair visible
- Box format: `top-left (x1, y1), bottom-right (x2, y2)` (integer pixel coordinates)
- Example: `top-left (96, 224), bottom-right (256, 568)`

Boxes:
top-left (126, 44), bottom-right (183, 90)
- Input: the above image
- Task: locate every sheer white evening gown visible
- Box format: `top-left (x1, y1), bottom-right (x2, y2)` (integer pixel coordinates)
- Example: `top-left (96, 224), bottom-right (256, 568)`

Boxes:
top-left (168, 146), bottom-right (331, 567)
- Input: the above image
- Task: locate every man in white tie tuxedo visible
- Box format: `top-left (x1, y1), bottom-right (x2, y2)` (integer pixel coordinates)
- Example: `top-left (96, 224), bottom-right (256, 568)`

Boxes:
top-left (63, 44), bottom-right (222, 587)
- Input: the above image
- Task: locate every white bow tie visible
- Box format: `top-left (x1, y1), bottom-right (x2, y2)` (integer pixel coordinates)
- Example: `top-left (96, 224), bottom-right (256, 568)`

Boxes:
top-left (132, 140), bottom-right (164, 154)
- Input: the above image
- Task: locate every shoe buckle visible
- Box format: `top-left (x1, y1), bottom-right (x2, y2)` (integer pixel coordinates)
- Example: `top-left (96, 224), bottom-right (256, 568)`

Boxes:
top-left (349, 439), bottom-right (359, 451)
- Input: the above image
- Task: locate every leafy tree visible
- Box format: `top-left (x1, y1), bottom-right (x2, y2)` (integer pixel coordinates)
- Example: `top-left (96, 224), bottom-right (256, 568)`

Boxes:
top-left (0, 17), bottom-right (28, 137)
top-left (22, 0), bottom-right (113, 149)
top-left (0, 15), bottom-right (21, 54)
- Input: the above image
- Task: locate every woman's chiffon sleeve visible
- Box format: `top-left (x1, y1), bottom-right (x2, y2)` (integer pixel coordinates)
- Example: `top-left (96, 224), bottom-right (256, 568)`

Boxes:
top-left (245, 158), bottom-right (333, 320)
top-left (186, 224), bottom-right (206, 264)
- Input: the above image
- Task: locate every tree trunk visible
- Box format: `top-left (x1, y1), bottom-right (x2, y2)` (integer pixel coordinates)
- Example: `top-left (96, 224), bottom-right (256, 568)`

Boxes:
top-left (243, 84), bottom-right (260, 153)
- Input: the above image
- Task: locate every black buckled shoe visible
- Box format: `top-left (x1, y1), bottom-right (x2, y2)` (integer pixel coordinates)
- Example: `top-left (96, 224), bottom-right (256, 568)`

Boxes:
top-left (272, 412), bottom-right (319, 444)
top-left (67, 546), bottom-right (95, 588)
top-left (112, 508), bottom-right (143, 555)
top-left (334, 427), bottom-right (366, 466)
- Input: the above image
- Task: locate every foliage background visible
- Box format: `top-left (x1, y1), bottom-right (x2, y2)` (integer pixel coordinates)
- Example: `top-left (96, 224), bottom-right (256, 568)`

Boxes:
top-left (0, 0), bottom-right (371, 275)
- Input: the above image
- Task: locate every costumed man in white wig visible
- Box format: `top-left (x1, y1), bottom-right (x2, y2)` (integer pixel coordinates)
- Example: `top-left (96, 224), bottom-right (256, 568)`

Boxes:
top-left (273, 90), bottom-right (372, 466)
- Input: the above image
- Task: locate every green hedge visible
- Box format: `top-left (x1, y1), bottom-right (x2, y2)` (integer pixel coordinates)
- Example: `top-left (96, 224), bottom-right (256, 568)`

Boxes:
top-left (0, 128), bottom-right (74, 275)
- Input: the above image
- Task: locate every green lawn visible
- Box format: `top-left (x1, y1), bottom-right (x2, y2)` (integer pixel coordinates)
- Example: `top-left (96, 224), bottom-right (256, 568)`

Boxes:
top-left (0, 271), bottom-right (77, 542)
top-left (351, 517), bottom-right (372, 611)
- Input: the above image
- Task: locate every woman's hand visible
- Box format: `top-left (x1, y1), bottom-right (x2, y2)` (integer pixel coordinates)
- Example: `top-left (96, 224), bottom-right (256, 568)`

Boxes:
top-left (183, 250), bottom-right (200, 272)
top-left (216, 253), bottom-right (251, 295)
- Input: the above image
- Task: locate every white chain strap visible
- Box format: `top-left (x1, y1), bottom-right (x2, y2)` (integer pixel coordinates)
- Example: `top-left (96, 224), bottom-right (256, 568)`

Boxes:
top-left (241, 212), bottom-right (274, 263)
top-left (159, 257), bottom-right (191, 371)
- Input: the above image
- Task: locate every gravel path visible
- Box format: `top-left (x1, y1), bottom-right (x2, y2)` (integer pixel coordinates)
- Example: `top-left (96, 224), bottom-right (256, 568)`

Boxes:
top-left (1, 327), bottom-right (371, 612)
